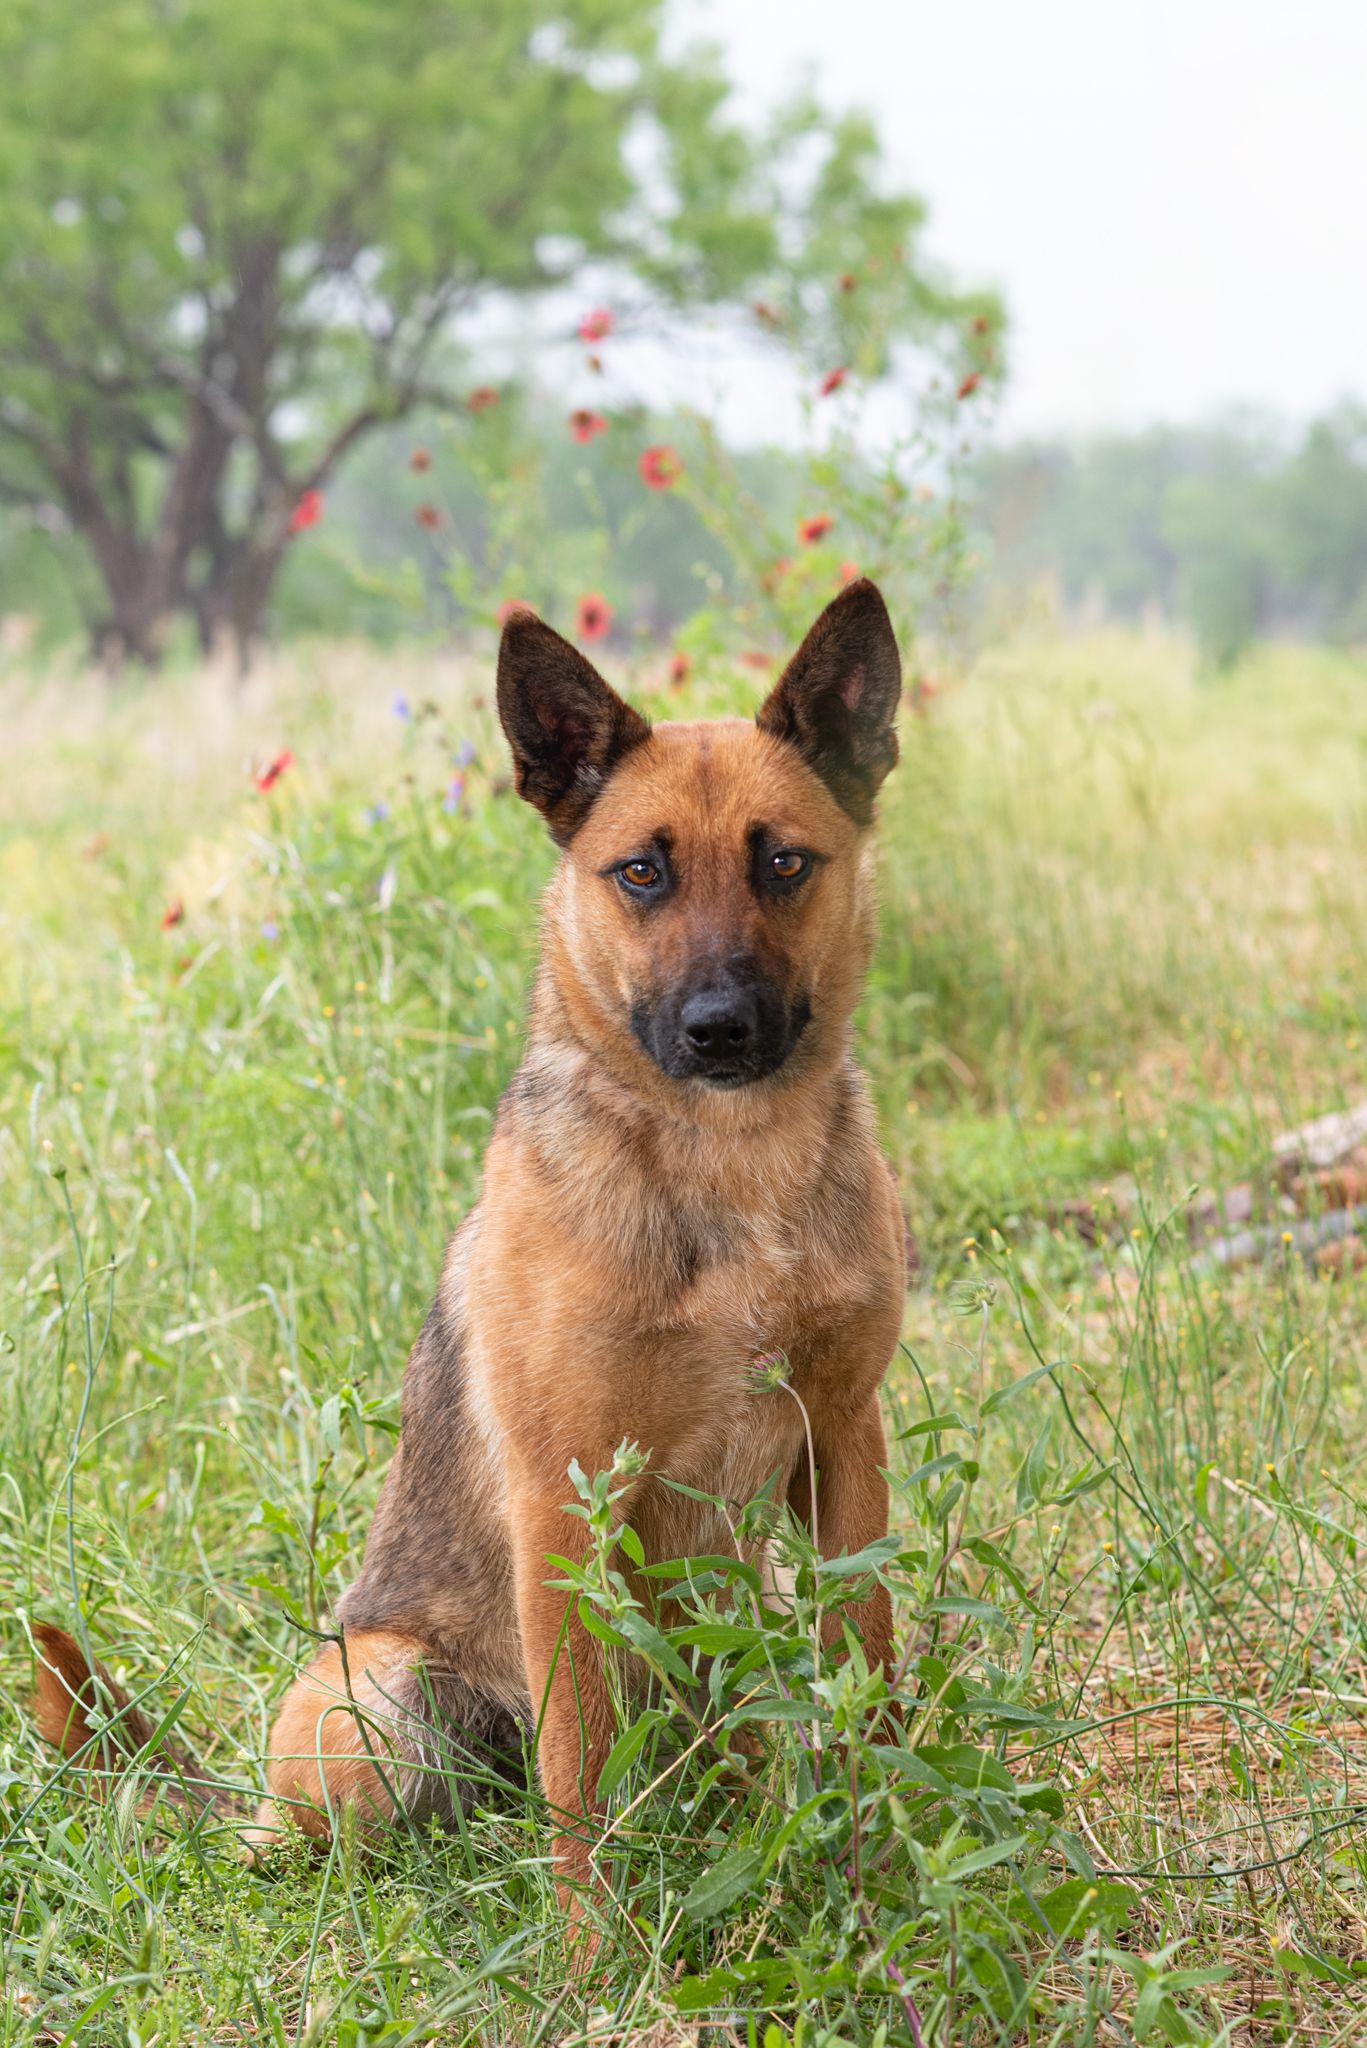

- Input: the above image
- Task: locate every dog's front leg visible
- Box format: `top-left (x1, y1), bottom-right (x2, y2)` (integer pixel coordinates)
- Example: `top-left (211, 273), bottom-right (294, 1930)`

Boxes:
top-left (510, 1492), bottom-right (619, 1934)
top-left (803, 1394), bottom-right (896, 1678)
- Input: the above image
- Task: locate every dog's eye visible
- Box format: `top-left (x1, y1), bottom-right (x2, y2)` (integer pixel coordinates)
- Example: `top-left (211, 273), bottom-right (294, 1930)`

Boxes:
top-left (620, 859), bottom-right (661, 890)
top-left (770, 850), bottom-right (809, 882)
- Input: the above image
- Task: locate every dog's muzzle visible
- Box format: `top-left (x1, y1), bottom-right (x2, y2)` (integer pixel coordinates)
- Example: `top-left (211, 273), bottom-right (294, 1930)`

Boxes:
top-left (632, 964), bottom-right (810, 1088)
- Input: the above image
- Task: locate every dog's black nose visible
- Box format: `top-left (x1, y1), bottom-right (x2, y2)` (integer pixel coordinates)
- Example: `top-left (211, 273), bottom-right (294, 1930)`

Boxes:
top-left (680, 986), bottom-right (758, 1060)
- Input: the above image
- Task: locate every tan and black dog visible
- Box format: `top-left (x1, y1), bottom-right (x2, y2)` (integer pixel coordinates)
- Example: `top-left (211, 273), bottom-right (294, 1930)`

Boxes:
top-left (35, 577), bottom-right (907, 1922)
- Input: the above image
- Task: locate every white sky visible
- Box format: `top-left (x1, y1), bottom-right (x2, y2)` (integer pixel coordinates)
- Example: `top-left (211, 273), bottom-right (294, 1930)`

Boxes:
top-left (665, 0), bottom-right (1367, 439)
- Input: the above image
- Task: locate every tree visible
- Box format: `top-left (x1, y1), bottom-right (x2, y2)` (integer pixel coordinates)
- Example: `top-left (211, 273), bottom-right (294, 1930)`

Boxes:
top-left (0, 0), bottom-right (986, 666)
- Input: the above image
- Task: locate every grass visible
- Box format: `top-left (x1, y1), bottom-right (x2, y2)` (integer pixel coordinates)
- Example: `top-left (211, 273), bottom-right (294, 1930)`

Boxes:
top-left (3, 624), bottom-right (1367, 2044)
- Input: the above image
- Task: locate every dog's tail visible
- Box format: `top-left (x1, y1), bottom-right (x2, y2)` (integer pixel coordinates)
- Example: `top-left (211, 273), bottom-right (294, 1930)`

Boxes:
top-left (31, 1623), bottom-right (234, 1818)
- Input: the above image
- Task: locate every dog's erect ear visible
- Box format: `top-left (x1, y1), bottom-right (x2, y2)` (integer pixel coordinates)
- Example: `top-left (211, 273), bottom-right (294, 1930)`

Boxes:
top-left (756, 579), bottom-right (901, 826)
top-left (497, 610), bottom-right (651, 845)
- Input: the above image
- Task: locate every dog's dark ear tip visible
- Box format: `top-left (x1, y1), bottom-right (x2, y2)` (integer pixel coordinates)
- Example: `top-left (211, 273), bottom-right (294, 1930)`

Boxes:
top-left (496, 605), bottom-right (547, 650)
top-left (828, 575), bottom-right (894, 625)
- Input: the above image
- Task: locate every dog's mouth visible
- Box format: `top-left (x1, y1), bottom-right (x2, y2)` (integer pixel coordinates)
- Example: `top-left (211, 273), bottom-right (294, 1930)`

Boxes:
top-left (631, 987), bottom-right (811, 1089)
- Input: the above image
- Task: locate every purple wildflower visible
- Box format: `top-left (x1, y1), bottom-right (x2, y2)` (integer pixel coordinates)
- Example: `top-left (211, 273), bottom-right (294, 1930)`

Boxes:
top-left (443, 772), bottom-right (466, 815)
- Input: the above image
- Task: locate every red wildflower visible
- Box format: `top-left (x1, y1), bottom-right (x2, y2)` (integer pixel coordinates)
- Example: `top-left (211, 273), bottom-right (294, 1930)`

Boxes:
top-left (818, 366), bottom-right (848, 397)
top-left (466, 385), bottom-right (499, 413)
top-left (256, 749), bottom-right (294, 794)
top-left (668, 650), bottom-right (691, 687)
top-left (752, 300), bottom-right (779, 326)
top-left (288, 489), bottom-right (324, 535)
top-left (415, 503), bottom-right (442, 529)
top-left (741, 650), bottom-right (775, 671)
top-left (569, 409), bottom-right (609, 443)
top-left (798, 513), bottom-right (835, 545)
top-left (577, 307), bottom-right (614, 343)
top-left (496, 598), bottom-right (532, 626)
top-left (575, 593), bottom-right (613, 642)
top-left (160, 899), bottom-right (185, 930)
top-left (409, 447), bottom-right (431, 472)
top-left (971, 313), bottom-right (992, 335)
top-left (957, 371), bottom-right (982, 401)
top-left (839, 272), bottom-right (858, 293)
top-left (839, 560), bottom-right (861, 586)
top-left (639, 444), bottom-right (683, 491)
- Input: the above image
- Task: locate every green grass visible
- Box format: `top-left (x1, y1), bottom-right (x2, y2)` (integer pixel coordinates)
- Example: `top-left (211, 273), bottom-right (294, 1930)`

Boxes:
top-left (3, 627), bottom-right (1367, 2045)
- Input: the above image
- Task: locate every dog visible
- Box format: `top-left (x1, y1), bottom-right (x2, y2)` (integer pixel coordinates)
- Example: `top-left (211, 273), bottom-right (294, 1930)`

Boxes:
top-left (34, 577), bottom-right (907, 1932)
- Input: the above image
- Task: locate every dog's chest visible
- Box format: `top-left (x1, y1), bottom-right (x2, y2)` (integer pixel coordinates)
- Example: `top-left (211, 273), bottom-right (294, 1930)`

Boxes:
top-left (645, 1386), bottom-right (809, 1558)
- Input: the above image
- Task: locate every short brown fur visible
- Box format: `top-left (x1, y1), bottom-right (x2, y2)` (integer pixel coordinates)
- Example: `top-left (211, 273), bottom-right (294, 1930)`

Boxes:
top-left (35, 579), bottom-right (908, 1940)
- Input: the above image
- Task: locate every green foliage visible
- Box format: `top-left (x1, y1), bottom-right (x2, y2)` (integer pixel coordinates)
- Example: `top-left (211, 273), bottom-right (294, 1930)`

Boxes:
top-left (0, 0), bottom-right (990, 660)
top-left (982, 405), bottom-right (1367, 666)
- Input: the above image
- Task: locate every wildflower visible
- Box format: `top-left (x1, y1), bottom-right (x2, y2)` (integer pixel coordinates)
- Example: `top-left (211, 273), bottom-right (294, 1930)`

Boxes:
top-left (568, 408), bottom-right (609, 443)
top-left (668, 650), bottom-right (691, 688)
top-left (745, 1348), bottom-right (790, 1394)
top-left (363, 801), bottom-right (390, 826)
top-left (496, 598), bottom-right (531, 626)
top-left (740, 650), bottom-right (774, 671)
top-left (288, 489), bottom-right (324, 534)
top-left (952, 1277), bottom-right (996, 1314)
top-left (261, 919), bottom-right (280, 942)
top-left (752, 299), bottom-right (779, 325)
top-left (838, 271), bottom-right (858, 292)
top-left (575, 592), bottom-right (613, 642)
top-left (972, 312), bottom-right (992, 335)
top-left (256, 749), bottom-right (294, 793)
top-left (443, 772), bottom-right (466, 815)
top-left (638, 444), bottom-right (683, 490)
top-left (839, 560), bottom-right (861, 586)
top-left (818, 366), bottom-right (848, 397)
top-left (415, 503), bottom-right (442, 529)
top-left (409, 447), bottom-right (431, 472)
top-left (393, 694), bottom-right (411, 720)
top-left (454, 738), bottom-right (477, 768)
top-left (160, 899), bottom-right (185, 930)
top-left (798, 512), bottom-right (835, 545)
top-left (466, 385), bottom-right (499, 413)
top-left (577, 306), bottom-right (614, 343)
top-left (957, 371), bottom-right (982, 401)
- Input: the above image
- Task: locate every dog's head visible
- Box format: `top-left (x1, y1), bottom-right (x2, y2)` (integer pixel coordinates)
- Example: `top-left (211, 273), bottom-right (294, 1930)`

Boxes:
top-left (497, 580), bottom-right (900, 1102)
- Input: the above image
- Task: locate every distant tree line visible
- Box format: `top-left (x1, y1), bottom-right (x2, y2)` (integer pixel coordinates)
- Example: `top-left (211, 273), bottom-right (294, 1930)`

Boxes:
top-left (980, 406), bottom-right (1367, 665)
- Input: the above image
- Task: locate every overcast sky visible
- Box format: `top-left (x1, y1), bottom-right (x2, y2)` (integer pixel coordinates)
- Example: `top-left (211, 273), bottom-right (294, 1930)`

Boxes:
top-left (665, 0), bottom-right (1367, 440)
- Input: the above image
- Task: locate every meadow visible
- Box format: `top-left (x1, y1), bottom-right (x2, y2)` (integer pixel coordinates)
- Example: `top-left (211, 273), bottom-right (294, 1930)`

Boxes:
top-left (3, 622), bottom-right (1367, 2046)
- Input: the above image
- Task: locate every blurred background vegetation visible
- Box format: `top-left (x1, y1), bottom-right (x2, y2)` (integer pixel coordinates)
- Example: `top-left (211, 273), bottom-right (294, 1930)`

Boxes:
top-left (7, 0), bottom-right (1360, 675)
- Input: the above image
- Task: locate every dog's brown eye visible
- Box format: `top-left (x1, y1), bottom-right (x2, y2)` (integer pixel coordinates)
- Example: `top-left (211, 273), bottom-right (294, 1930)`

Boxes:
top-left (771, 851), bottom-right (809, 881)
top-left (621, 859), bottom-right (660, 889)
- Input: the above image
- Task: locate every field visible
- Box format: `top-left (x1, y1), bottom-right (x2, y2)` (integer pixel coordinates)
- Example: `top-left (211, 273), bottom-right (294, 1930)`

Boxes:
top-left (3, 624), bottom-right (1367, 2045)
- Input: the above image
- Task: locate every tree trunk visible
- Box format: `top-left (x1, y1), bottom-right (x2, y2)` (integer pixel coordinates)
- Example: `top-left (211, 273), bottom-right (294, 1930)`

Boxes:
top-left (191, 529), bottom-right (292, 675)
